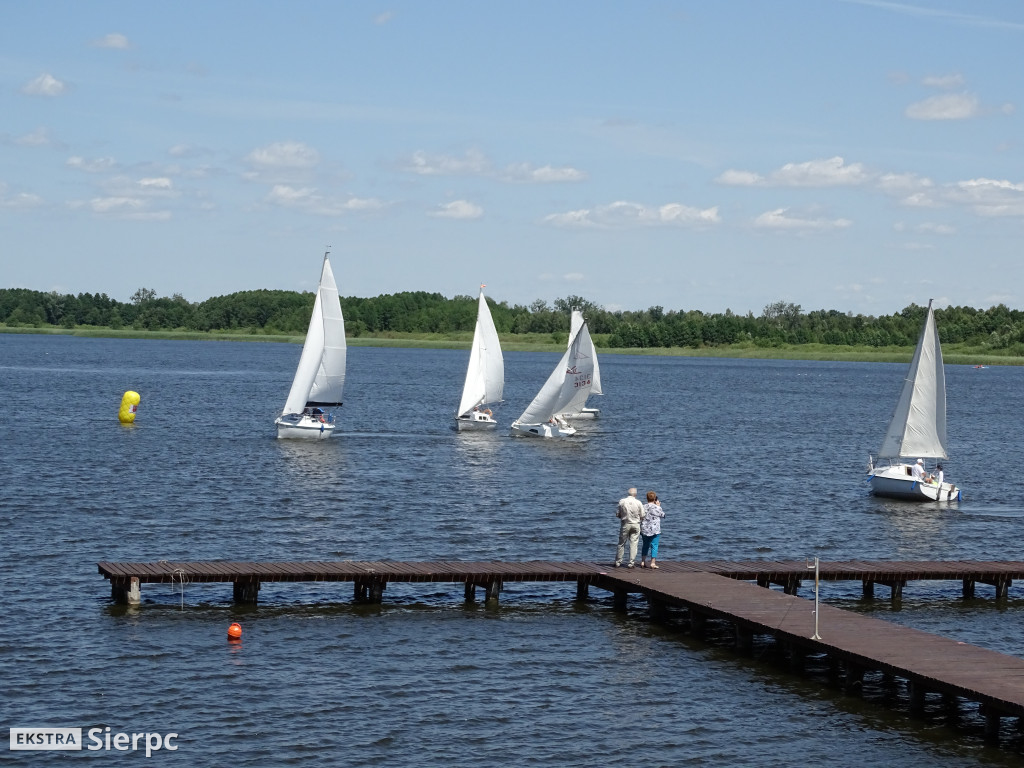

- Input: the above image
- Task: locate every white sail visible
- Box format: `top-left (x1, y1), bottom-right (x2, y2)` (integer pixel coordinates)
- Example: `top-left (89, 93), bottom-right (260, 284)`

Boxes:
top-left (560, 311), bottom-right (602, 416)
top-left (457, 288), bottom-right (504, 417)
top-left (516, 325), bottom-right (595, 426)
top-left (877, 300), bottom-right (947, 459)
top-left (282, 254), bottom-right (346, 415)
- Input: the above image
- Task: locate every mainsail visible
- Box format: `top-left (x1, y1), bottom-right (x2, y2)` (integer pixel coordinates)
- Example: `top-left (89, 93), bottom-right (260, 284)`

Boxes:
top-left (877, 299), bottom-right (947, 459)
top-left (457, 288), bottom-right (504, 417)
top-left (516, 325), bottom-right (595, 425)
top-left (560, 310), bottom-right (602, 415)
top-left (282, 255), bottom-right (347, 414)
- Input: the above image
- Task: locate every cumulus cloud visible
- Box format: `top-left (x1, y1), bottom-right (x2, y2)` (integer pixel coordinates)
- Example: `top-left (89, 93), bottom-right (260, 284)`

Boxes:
top-left (138, 177), bottom-right (173, 191)
top-left (431, 200), bottom-right (483, 219)
top-left (72, 196), bottom-right (171, 220)
top-left (0, 183), bottom-right (44, 209)
top-left (401, 149), bottom-right (585, 183)
top-left (544, 201), bottom-right (720, 228)
top-left (374, 11), bottom-right (395, 24)
top-left (922, 73), bottom-right (965, 89)
top-left (499, 163), bottom-right (587, 183)
top-left (93, 33), bottom-right (130, 49)
top-left (246, 141), bottom-right (320, 169)
top-left (905, 92), bottom-right (980, 120)
top-left (947, 177), bottom-right (1024, 216)
top-left (14, 127), bottom-right (55, 147)
top-left (753, 208), bottom-right (852, 231)
top-left (265, 184), bottom-right (383, 216)
top-left (22, 73), bottom-right (66, 96)
top-left (718, 156), bottom-right (869, 187)
top-left (66, 156), bottom-right (117, 173)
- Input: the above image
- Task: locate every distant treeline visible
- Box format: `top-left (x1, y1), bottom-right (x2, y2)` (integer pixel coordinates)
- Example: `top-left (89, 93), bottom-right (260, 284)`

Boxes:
top-left (2, 287), bottom-right (1024, 352)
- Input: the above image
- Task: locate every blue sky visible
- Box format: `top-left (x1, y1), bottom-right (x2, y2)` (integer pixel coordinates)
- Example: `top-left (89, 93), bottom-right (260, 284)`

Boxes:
top-left (2, 1), bottom-right (1022, 316)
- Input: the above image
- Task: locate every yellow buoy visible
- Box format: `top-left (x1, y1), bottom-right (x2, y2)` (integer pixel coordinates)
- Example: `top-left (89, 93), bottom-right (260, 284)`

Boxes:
top-left (118, 391), bottom-right (141, 424)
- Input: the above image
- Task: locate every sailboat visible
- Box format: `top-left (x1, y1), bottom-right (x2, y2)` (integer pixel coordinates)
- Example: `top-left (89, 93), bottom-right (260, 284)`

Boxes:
top-left (455, 285), bottom-right (504, 430)
top-left (867, 299), bottom-right (962, 501)
top-left (557, 310), bottom-right (602, 419)
top-left (510, 321), bottom-right (597, 439)
top-left (274, 251), bottom-right (347, 439)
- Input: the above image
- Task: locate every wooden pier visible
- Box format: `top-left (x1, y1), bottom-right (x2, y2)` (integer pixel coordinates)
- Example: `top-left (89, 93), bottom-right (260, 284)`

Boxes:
top-left (98, 559), bottom-right (1024, 743)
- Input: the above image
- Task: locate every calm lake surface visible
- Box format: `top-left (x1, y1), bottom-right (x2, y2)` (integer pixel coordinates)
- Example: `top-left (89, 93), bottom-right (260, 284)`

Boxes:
top-left (2, 334), bottom-right (1023, 766)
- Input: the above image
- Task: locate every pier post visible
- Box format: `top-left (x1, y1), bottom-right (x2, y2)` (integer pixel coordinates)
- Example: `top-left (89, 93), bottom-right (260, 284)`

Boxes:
top-left (464, 582), bottom-right (476, 602)
top-left (484, 579), bottom-right (501, 603)
top-left (612, 589), bottom-right (627, 612)
top-left (787, 643), bottom-right (805, 672)
top-left (689, 611), bottom-right (706, 637)
top-left (783, 576), bottom-right (800, 595)
top-left (844, 663), bottom-right (864, 694)
top-left (111, 576), bottom-right (141, 605)
top-left (862, 579), bottom-right (874, 599)
top-left (735, 624), bottom-right (753, 654)
top-left (368, 581), bottom-right (386, 603)
top-left (232, 578), bottom-right (260, 605)
top-left (889, 580), bottom-right (905, 602)
top-left (909, 681), bottom-right (926, 714)
top-left (962, 578), bottom-right (975, 598)
top-left (353, 581), bottom-right (368, 602)
top-left (983, 707), bottom-right (1002, 741)
top-left (996, 577), bottom-right (1011, 600)
top-left (576, 580), bottom-right (589, 601)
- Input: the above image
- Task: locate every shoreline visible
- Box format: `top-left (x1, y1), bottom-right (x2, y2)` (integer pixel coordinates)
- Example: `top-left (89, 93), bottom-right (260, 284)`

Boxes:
top-left (1, 324), bottom-right (1020, 366)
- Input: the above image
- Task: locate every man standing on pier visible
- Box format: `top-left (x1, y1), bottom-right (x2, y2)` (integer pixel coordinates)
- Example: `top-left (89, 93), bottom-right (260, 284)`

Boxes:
top-left (615, 487), bottom-right (645, 568)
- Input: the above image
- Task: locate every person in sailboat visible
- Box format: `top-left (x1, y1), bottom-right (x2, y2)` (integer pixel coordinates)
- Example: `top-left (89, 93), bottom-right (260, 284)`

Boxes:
top-left (912, 458), bottom-right (926, 482)
top-left (928, 463), bottom-right (944, 486)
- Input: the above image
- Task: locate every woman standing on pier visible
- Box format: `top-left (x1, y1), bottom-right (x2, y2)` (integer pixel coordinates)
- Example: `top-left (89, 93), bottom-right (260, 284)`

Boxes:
top-left (639, 491), bottom-right (665, 569)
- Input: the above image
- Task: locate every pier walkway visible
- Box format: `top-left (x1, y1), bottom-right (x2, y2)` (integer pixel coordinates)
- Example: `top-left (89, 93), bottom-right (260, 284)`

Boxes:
top-left (97, 559), bottom-right (1024, 742)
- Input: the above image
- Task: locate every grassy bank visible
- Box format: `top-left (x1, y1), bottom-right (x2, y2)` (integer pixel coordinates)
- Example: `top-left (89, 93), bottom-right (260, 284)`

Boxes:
top-left (2, 324), bottom-right (1021, 365)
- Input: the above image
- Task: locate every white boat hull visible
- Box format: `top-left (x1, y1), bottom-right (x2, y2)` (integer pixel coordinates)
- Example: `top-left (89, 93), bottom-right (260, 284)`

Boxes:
top-left (509, 421), bottom-right (576, 439)
top-left (868, 464), bottom-right (961, 502)
top-left (275, 413), bottom-right (336, 440)
top-left (455, 411), bottom-right (498, 431)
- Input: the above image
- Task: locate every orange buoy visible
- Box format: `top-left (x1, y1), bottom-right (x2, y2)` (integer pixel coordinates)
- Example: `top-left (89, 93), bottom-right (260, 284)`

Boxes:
top-left (227, 622), bottom-right (242, 639)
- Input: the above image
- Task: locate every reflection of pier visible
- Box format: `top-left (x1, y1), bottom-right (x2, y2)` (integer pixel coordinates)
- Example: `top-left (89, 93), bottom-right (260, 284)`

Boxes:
top-left (99, 559), bottom-right (1024, 743)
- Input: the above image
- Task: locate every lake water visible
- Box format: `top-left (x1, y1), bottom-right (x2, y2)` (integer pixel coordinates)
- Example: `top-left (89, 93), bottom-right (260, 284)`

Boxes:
top-left (2, 334), bottom-right (1023, 766)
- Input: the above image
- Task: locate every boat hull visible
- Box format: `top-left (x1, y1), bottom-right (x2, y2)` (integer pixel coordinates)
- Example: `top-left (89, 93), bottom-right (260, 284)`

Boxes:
top-left (275, 414), bottom-right (336, 440)
top-left (509, 421), bottom-right (576, 439)
top-left (868, 464), bottom-right (961, 502)
top-left (455, 412), bottom-right (498, 431)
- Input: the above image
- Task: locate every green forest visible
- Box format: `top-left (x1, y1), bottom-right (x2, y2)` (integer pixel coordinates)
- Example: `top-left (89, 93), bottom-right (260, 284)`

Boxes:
top-left (3, 286), bottom-right (1024, 357)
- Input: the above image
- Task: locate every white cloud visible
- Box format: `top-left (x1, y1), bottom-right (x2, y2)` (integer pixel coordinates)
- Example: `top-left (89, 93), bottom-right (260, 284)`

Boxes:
top-left (717, 157), bottom-right (868, 187)
top-left (374, 11), bottom-right (395, 24)
top-left (500, 163), bottom-right (587, 183)
top-left (916, 222), bottom-right (956, 235)
top-left (716, 169), bottom-right (764, 186)
top-left (544, 200), bottom-right (719, 228)
top-left (753, 208), bottom-right (852, 231)
top-left (75, 196), bottom-right (171, 220)
top-left (67, 156), bottom-right (117, 172)
top-left (138, 177), bottom-right (173, 191)
top-left (431, 200), bottom-right (483, 219)
top-left (265, 184), bottom-right (384, 216)
top-left (948, 177), bottom-right (1024, 216)
top-left (246, 141), bottom-right (320, 168)
top-left (401, 149), bottom-right (585, 183)
top-left (22, 73), bottom-right (66, 96)
top-left (0, 183), bottom-right (44, 209)
top-left (563, 272), bottom-right (585, 282)
top-left (15, 127), bottom-right (54, 147)
top-left (877, 172), bottom-right (934, 193)
top-left (403, 149), bottom-right (489, 176)
top-left (905, 92), bottom-right (980, 120)
top-left (93, 33), bottom-right (130, 49)
top-left (771, 156), bottom-right (869, 186)
top-left (922, 73), bottom-right (965, 89)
